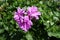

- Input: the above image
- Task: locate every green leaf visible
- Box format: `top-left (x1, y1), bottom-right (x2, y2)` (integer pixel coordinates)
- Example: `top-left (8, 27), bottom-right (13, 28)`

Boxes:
top-left (0, 29), bottom-right (4, 34)
top-left (0, 36), bottom-right (6, 40)
top-left (48, 32), bottom-right (60, 38)
top-left (26, 32), bottom-right (33, 40)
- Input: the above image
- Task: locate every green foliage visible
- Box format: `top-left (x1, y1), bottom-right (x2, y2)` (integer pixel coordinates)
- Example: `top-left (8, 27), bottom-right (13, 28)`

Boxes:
top-left (0, 0), bottom-right (60, 40)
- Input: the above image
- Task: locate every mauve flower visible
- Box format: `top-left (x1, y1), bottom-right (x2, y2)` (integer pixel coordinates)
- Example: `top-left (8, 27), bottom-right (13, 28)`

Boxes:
top-left (14, 7), bottom-right (33, 32)
top-left (27, 6), bottom-right (41, 20)
top-left (14, 6), bottom-right (41, 32)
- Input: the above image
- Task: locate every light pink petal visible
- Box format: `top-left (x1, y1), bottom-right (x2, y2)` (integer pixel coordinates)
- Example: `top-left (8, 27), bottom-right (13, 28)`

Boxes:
top-left (35, 16), bottom-right (39, 20)
top-left (17, 7), bottom-right (21, 13)
top-left (31, 6), bottom-right (38, 12)
top-left (28, 20), bottom-right (33, 25)
top-left (27, 6), bottom-right (38, 13)
top-left (27, 7), bottom-right (31, 12)
top-left (23, 16), bottom-right (29, 22)
top-left (14, 15), bottom-right (19, 20)
top-left (35, 12), bottom-right (41, 15)
top-left (21, 23), bottom-right (27, 32)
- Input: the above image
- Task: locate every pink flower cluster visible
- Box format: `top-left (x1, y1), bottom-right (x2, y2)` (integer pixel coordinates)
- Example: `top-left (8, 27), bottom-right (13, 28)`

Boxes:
top-left (14, 6), bottom-right (41, 32)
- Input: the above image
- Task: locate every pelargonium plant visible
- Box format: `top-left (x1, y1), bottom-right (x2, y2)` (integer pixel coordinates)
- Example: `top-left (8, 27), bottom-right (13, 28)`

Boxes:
top-left (14, 6), bottom-right (41, 32)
